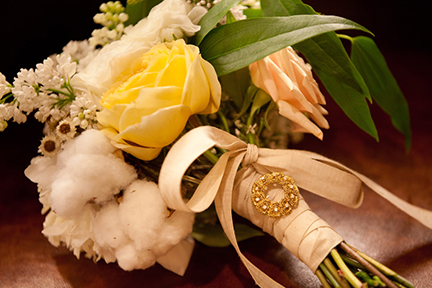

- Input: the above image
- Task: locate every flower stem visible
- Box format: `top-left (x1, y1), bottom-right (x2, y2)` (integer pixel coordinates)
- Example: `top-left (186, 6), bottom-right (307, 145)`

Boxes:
top-left (340, 253), bottom-right (365, 270)
top-left (345, 243), bottom-right (415, 288)
top-left (217, 109), bottom-right (230, 133)
top-left (246, 112), bottom-right (256, 145)
top-left (0, 92), bottom-right (14, 104)
top-left (203, 150), bottom-right (219, 165)
top-left (48, 88), bottom-right (73, 97)
top-left (323, 257), bottom-right (350, 288)
top-left (331, 248), bottom-right (364, 288)
top-left (337, 33), bottom-right (354, 43)
top-left (340, 242), bottom-right (399, 288)
top-left (319, 263), bottom-right (341, 287)
top-left (315, 269), bottom-right (332, 288)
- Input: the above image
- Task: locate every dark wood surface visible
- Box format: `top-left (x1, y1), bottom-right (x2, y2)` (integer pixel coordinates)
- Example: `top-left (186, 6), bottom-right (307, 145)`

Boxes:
top-left (1, 1), bottom-right (431, 287)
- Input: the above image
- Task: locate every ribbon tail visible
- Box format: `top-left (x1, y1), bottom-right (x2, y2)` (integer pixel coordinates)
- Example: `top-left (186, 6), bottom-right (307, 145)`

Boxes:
top-left (215, 155), bottom-right (285, 288)
top-left (311, 155), bottom-right (432, 230)
top-left (355, 171), bottom-right (432, 230)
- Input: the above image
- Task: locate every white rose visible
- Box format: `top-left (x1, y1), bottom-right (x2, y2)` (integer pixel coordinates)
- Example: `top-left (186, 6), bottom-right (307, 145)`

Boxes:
top-left (71, 0), bottom-right (204, 108)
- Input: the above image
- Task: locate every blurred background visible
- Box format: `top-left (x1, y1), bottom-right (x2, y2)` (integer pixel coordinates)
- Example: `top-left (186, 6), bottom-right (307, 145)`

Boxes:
top-left (1, 1), bottom-right (431, 287)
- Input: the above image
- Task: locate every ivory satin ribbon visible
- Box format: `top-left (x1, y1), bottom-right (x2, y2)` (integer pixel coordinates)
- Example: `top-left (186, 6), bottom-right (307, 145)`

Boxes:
top-left (159, 126), bottom-right (432, 288)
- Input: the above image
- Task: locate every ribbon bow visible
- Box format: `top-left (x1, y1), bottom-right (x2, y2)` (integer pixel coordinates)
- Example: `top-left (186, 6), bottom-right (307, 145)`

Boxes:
top-left (159, 126), bottom-right (432, 288)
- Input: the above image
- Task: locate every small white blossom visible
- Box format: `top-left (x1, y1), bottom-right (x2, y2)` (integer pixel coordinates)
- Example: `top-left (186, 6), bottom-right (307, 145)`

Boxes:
top-left (63, 40), bottom-right (100, 72)
top-left (39, 134), bottom-right (62, 157)
top-left (56, 119), bottom-right (77, 140)
top-left (0, 103), bottom-right (13, 121)
top-left (34, 97), bottom-right (56, 122)
top-left (70, 92), bottom-right (98, 130)
top-left (0, 73), bottom-right (11, 98)
top-left (13, 68), bottom-right (38, 88)
top-left (242, 0), bottom-right (261, 9)
top-left (89, 1), bottom-right (129, 46)
top-left (36, 57), bottom-right (63, 89)
top-left (11, 84), bottom-right (39, 114)
top-left (56, 53), bottom-right (77, 80)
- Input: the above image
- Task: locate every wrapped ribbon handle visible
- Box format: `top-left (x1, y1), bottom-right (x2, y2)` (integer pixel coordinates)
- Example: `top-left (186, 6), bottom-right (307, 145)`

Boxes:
top-left (159, 126), bottom-right (432, 288)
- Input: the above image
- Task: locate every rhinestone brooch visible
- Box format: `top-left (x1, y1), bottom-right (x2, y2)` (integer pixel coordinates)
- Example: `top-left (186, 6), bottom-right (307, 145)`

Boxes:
top-left (251, 172), bottom-right (300, 218)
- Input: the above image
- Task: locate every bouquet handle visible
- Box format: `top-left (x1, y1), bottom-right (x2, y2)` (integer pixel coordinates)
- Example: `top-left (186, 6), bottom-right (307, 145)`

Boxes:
top-left (159, 126), bottom-right (432, 287)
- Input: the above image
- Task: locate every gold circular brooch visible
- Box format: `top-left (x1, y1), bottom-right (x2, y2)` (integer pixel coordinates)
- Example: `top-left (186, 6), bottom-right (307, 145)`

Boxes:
top-left (251, 172), bottom-right (300, 218)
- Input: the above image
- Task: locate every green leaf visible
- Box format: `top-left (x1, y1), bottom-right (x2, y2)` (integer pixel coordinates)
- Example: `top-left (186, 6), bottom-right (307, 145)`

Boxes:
top-left (200, 15), bottom-right (371, 76)
top-left (251, 89), bottom-right (272, 116)
top-left (243, 8), bottom-right (263, 19)
top-left (351, 36), bottom-right (411, 149)
top-left (124, 0), bottom-right (162, 26)
top-left (261, 0), bottom-right (378, 140)
top-left (236, 85), bottom-right (257, 120)
top-left (192, 0), bottom-right (240, 46)
top-left (192, 222), bottom-right (264, 247)
top-left (218, 67), bottom-right (251, 110)
top-left (296, 35), bottom-right (378, 139)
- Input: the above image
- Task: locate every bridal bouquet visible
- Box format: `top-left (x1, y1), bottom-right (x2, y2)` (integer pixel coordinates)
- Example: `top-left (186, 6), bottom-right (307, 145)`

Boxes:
top-left (1, 0), bottom-right (431, 287)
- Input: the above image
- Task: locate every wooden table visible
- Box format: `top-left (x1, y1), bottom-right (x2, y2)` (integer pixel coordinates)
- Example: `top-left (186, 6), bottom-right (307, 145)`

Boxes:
top-left (1, 1), bottom-right (431, 287)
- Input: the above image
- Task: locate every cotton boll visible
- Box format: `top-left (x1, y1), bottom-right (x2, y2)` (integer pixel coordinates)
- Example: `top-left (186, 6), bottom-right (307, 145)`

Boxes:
top-left (92, 180), bottom-right (163, 271)
top-left (119, 180), bottom-right (167, 250)
top-left (90, 179), bottom-right (195, 271)
top-left (69, 129), bottom-right (118, 156)
top-left (50, 177), bottom-right (84, 218)
top-left (116, 244), bottom-right (156, 271)
top-left (48, 130), bottom-right (137, 219)
top-left (57, 130), bottom-right (117, 165)
top-left (93, 201), bottom-right (129, 263)
top-left (118, 179), bottom-right (194, 265)
top-left (153, 210), bottom-right (194, 256)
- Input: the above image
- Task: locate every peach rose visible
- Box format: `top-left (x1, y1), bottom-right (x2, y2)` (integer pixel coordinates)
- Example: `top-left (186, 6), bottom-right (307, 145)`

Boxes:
top-left (249, 46), bottom-right (329, 140)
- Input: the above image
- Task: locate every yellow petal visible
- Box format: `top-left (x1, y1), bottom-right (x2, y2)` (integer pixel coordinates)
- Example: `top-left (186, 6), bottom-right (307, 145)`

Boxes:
top-left (156, 54), bottom-right (187, 88)
top-left (101, 86), bottom-right (142, 109)
top-left (197, 55), bottom-right (221, 114)
top-left (99, 126), bottom-right (120, 140)
top-left (113, 142), bottom-right (161, 161)
top-left (99, 127), bottom-right (161, 161)
top-left (182, 56), bottom-right (211, 114)
top-left (119, 86), bottom-right (183, 131)
top-left (118, 104), bottom-right (192, 148)
top-left (97, 104), bottom-right (128, 132)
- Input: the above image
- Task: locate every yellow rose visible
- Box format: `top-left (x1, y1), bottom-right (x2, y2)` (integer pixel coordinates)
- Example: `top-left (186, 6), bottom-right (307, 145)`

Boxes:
top-left (97, 39), bottom-right (221, 160)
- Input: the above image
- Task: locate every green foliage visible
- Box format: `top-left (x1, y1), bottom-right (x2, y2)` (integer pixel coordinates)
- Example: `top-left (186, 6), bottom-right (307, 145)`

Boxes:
top-left (351, 36), bottom-right (411, 149)
top-left (199, 15), bottom-right (371, 76)
top-left (218, 67), bottom-right (251, 110)
top-left (192, 222), bottom-right (264, 247)
top-left (192, 0), bottom-right (240, 45)
top-left (261, 0), bottom-right (379, 140)
top-left (243, 8), bottom-right (263, 19)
